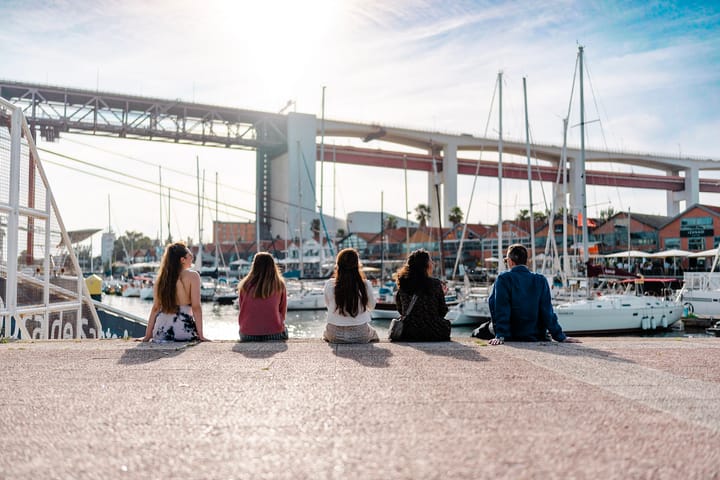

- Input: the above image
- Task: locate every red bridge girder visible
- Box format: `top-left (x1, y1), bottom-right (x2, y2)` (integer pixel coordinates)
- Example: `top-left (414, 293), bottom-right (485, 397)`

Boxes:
top-left (320, 145), bottom-right (720, 193)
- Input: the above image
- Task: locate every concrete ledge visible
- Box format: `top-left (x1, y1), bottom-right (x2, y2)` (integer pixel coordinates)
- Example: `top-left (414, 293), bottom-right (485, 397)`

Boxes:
top-left (1, 338), bottom-right (719, 479)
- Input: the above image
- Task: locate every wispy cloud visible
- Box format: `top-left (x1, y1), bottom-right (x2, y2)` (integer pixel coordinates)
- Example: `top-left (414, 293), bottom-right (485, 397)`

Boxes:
top-left (1, 0), bottom-right (719, 235)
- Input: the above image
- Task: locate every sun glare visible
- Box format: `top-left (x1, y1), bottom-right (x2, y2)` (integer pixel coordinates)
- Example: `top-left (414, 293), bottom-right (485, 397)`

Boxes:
top-left (210, 1), bottom-right (345, 56)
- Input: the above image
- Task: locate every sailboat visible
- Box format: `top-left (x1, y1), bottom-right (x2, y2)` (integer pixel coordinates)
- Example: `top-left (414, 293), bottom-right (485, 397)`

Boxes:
top-left (552, 46), bottom-right (682, 334)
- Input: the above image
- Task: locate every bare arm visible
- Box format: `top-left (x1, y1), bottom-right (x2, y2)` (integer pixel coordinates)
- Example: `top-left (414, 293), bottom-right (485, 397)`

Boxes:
top-left (140, 286), bottom-right (161, 341)
top-left (188, 271), bottom-right (209, 341)
top-left (365, 280), bottom-right (377, 310)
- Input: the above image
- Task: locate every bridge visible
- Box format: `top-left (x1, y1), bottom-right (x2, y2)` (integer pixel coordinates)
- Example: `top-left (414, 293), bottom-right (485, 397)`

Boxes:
top-left (2, 79), bottom-right (718, 239)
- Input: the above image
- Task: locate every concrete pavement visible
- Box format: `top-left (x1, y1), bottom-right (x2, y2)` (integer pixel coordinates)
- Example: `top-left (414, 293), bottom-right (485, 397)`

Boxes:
top-left (1, 337), bottom-right (719, 479)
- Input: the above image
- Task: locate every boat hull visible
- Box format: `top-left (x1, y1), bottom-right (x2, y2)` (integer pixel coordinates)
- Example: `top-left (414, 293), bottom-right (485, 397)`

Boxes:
top-left (679, 289), bottom-right (720, 316)
top-left (555, 294), bottom-right (682, 334)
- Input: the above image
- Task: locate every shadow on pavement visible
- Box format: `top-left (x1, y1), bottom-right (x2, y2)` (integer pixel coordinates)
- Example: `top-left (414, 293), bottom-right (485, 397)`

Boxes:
top-left (118, 341), bottom-right (197, 364)
top-left (506, 341), bottom-right (635, 364)
top-left (232, 341), bottom-right (289, 358)
top-left (331, 343), bottom-right (394, 368)
top-left (396, 341), bottom-right (488, 362)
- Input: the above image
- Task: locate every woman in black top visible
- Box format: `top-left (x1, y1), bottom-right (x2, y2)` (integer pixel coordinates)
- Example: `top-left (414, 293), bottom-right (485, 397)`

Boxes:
top-left (394, 249), bottom-right (451, 341)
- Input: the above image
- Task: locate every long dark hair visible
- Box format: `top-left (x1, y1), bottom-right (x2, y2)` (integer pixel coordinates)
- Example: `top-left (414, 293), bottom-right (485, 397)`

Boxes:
top-left (156, 242), bottom-right (190, 313)
top-left (333, 248), bottom-right (369, 317)
top-left (396, 248), bottom-right (433, 294)
top-left (239, 252), bottom-right (285, 298)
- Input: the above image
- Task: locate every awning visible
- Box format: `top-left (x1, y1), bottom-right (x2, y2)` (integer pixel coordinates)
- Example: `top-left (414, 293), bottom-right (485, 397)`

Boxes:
top-left (648, 249), bottom-right (691, 258)
top-left (59, 228), bottom-right (102, 246)
top-left (605, 250), bottom-right (649, 258)
top-left (688, 248), bottom-right (719, 258)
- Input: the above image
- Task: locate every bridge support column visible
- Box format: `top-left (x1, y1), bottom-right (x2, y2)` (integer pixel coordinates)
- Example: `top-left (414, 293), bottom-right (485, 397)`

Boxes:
top-left (666, 167), bottom-right (699, 216)
top-left (427, 143), bottom-right (457, 229)
top-left (267, 112), bottom-right (317, 242)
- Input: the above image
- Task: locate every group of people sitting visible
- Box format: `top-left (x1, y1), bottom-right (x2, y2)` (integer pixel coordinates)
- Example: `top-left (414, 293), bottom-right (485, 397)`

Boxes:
top-left (140, 242), bottom-right (578, 345)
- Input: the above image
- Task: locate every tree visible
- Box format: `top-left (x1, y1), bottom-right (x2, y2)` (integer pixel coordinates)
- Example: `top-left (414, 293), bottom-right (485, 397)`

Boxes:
top-left (113, 231), bottom-right (154, 262)
top-left (533, 209), bottom-right (549, 222)
top-left (515, 209), bottom-right (530, 221)
top-left (415, 204), bottom-right (431, 228)
top-left (384, 215), bottom-right (398, 231)
top-left (449, 206), bottom-right (464, 226)
top-left (599, 207), bottom-right (616, 222)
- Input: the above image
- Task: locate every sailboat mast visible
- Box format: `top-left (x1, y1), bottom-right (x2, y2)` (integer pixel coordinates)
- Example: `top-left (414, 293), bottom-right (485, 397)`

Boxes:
top-left (497, 71), bottom-right (504, 269)
top-left (627, 207), bottom-right (631, 252)
top-left (215, 172), bottom-right (219, 269)
top-left (431, 150), bottom-right (444, 280)
top-left (196, 156), bottom-right (203, 271)
top-left (523, 77), bottom-right (536, 269)
top-left (404, 154), bottom-right (410, 256)
top-left (297, 141), bottom-right (304, 278)
top-left (319, 86), bottom-right (326, 215)
top-left (579, 46), bottom-right (589, 264)
top-left (380, 191), bottom-right (385, 284)
top-left (159, 166), bottom-right (163, 247)
top-left (562, 118), bottom-right (570, 279)
top-left (167, 187), bottom-right (171, 243)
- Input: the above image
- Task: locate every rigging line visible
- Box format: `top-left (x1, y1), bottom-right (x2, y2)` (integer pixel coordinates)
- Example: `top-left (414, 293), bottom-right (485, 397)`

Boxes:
top-left (565, 52), bottom-right (580, 124)
top-left (451, 77), bottom-right (499, 279)
top-left (526, 123), bottom-right (554, 217)
top-left (38, 146), bottom-right (311, 220)
top-left (40, 157), bottom-right (264, 223)
top-left (53, 135), bottom-right (257, 198)
top-left (299, 148), bottom-right (335, 256)
top-left (584, 55), bottom-right (626, 212)
top-left (40, 144), bottom-right (318, 219)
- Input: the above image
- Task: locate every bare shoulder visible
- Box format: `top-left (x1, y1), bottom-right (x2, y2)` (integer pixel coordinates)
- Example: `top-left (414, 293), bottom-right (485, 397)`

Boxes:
top-left (180, 269), bottom-right (200, 283)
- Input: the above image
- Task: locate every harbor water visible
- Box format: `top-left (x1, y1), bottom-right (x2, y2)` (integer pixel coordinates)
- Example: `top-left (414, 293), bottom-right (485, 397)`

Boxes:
top-left (100, 294), bottom-right (479, 340)
top-left (100, 294), bottom-right (709, 340)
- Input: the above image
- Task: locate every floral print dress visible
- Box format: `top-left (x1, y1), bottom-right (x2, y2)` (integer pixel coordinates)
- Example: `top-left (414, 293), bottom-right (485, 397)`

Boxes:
top-left (152, 305), bottom-right (198, 341)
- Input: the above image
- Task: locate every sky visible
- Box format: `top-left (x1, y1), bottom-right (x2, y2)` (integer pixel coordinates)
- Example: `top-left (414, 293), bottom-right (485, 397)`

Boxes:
top-left (1, 0), bottom-right (719, 253)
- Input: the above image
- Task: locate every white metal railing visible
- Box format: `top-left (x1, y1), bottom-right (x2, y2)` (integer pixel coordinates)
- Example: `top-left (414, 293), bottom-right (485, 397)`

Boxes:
top-left (0, 97), bottom-right (101, 339)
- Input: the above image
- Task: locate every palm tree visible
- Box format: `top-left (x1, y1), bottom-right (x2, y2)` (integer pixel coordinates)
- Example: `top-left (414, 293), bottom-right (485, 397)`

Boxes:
top-left (515, 209), bottom-right (530, 221)
top-left (449, 206), bottom-right (464, 226)
top-left (415, 204), bottom-right (431, 228)
top-left (599, 207), bottom-right (616, 222)
top-left (532, 209), bottom-right (549, 223)
top-left (384, 215), bottom-right (398, 231)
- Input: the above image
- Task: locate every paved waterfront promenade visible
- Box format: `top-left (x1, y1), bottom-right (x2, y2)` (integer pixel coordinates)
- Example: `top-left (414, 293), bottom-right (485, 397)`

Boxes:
top-left (2, 337), bottom-right (719, 479)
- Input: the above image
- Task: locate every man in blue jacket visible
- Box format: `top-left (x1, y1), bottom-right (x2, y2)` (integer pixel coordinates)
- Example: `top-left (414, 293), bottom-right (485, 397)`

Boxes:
top-left (487, 244), bottom-right (580, 346)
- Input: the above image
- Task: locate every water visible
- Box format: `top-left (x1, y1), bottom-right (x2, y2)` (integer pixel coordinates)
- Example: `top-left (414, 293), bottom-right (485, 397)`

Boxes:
top-left (100, 294), bottom-right (478, 340)
top-left (99, 294), bottom-right (709, 340)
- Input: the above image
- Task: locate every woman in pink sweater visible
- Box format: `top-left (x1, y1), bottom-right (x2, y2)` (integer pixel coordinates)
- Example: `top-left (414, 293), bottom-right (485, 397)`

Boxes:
top-left (237, 252), bottom-right (288, 341)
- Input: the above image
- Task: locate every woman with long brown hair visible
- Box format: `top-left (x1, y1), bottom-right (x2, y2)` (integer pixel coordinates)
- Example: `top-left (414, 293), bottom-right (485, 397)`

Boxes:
top-left (141, 242), bottom-right (208, 342)
top-left (237, 252), bottom-right (288, 341)
top-left (393, 248), bottom-right (450, 341)
top-left (323, 248), bottom-right (379, 343)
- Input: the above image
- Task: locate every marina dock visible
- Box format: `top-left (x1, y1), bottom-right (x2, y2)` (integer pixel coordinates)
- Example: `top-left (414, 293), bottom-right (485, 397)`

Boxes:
top-left (1, 337), bottom-right (719, 479)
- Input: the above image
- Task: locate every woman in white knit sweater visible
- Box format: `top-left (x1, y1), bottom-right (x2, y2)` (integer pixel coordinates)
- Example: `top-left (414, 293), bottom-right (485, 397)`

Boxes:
top-left (323, 248), bottom-right (379, 343)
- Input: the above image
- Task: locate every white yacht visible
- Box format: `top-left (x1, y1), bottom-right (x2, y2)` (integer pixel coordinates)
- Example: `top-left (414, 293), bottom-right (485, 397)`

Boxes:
top-left (445, 293), bottom-right (491, 326)
top-left (555, 293), bottom-right (682, 334)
